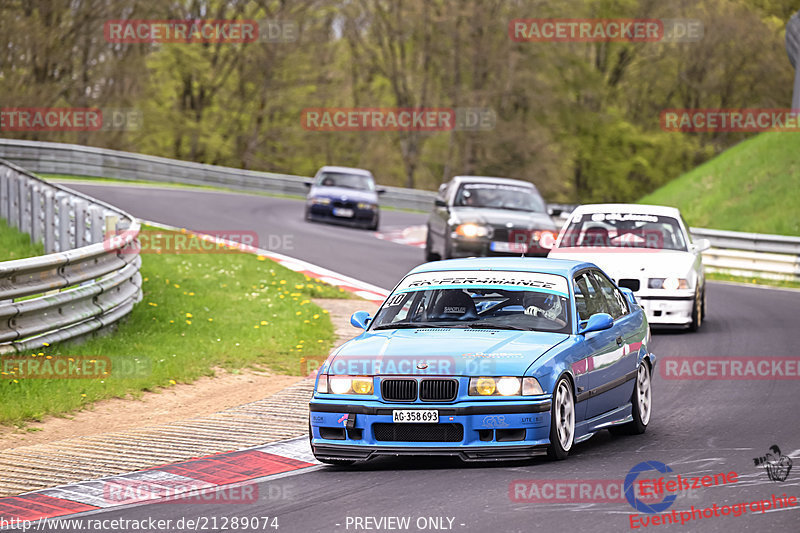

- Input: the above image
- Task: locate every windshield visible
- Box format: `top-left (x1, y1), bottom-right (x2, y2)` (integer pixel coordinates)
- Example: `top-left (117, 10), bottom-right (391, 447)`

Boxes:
top-left (557, 212), bottom-right (688, 251)
top-left (370, 270), bottom-right (571, 334)
top-left (316, 172), bottom-right (375, 191)
top-left (454, 182), bottom-right (545, 212)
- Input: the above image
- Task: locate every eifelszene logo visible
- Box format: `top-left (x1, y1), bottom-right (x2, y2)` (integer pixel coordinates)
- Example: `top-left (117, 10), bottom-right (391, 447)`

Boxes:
top-left (753, 444), bottom-right (793, 482)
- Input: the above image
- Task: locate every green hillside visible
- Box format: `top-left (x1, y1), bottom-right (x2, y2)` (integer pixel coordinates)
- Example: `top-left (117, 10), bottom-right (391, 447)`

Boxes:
top-left (639, 132), bottom-right (800, 236)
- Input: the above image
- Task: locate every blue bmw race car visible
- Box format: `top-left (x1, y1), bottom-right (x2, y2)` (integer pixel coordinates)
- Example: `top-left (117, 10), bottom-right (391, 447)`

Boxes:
top-left (309, 257), bottom-right (655, 464)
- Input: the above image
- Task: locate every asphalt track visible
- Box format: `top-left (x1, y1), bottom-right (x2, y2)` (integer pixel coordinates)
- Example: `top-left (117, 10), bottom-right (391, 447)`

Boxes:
top-left (41, 183), bottom-right (800, 532)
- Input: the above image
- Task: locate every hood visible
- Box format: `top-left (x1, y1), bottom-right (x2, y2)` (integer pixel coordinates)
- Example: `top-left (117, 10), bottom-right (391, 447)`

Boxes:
top-left (327, 329), bottom-right (570, 376)
top-left (548, 248), bottom-right (697, 278)
top-left (308, 186), bottom-right (377, 203)
top-left (449, 207), bottom-right (556, 230)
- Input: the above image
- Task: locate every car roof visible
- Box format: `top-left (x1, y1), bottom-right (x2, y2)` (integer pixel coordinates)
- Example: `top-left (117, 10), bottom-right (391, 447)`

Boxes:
top-left (316, 166), bottom-right (374, 177)
top-left (408, 257), bottom-right (593, 278)
top-left (570, 203), bottom-right (682, 217)
top-left (450, 176), bottom-right (538, 190)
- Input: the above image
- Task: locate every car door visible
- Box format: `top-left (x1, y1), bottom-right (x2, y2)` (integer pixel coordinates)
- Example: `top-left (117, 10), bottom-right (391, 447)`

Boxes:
top-left (572, 271), bottom-right (620, 420)
top-left (584, 270), bottom-right (638, 419)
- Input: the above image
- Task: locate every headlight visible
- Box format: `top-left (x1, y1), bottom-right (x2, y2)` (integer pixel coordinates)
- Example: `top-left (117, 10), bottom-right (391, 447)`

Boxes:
top-left (357, 202), bottom-right (376, 210)
top-left (311, 197), bottom-right (331, 205)
top-left (648, 277), bottom-right (689, 290)
top-left (469, 377), bottom-right (524, 396)
top-left (326, 375), bottom-right (373, 395)
top-left (454, 223), bottom-right (490, 238)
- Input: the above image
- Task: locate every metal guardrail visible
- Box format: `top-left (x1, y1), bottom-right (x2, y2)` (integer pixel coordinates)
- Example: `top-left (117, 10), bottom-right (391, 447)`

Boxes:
top-left (0, 158), bottom-right (141, 354)
top-left (0, 139), bottom-right (798, 282)
top-left (0, 139), bottom-right (436, 212)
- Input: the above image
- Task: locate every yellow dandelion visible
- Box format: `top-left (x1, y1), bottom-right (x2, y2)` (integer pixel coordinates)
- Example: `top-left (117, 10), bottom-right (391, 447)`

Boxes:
top-left (313, 314), bottom-right (320, 319)
top-left (260, 320), bottom-right (268, 325)
top-left (186, 320), bottom-right (192, 325)
top-left (323, 310), bottom-right (329, 314)
top-left (46, 355), bottom-right (52, 360)
top-left (185, 313), bottom-right (193, 318)
top-left (174, 284), bottom-right (180, 288)
top-left (189, 292), bottom-right (194, 296)
top-left (13, 379), bottom-right (18, 383)
top-left (257, 255), bottom-right (267, 261)
top-left (208, 318), bottom-right (213, 322)
top-left (169, 320), bottom-right (174, 323)
top-left (304, 320), bottom-right (310, 324)
top-left (148, 302), bottom-right (158, 307)
top-left (300, 300), bottom-right (309, 305)
top-left (81, 394), bottom-right (87, 398)
top-left (254, 325), bottom-right (260, 329)
top-left (43, 342), bottom-right (50, 346)
top-left (169, 379), bottom-right (176, 385)
top-left (279, 294), bottom-right (285, 299)
top-left (280, 280), bottom-right (287, 285)
top-left (295, 311), bottom-right (302, 316)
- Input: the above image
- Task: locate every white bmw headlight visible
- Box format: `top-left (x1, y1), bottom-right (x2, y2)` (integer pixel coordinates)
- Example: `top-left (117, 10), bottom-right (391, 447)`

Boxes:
top-left (325, 375), bottom-right (373, 395)
top-left (469, 377), bottom-right (542, 396)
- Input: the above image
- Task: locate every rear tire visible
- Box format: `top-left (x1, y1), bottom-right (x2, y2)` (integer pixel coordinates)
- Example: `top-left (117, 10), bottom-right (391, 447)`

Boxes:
top-left (609, 361), bottom-right (651, 436)
top-left (546, 377), bottom-right (575, 460)
top-left (425, 228), bottom-right (441, 261)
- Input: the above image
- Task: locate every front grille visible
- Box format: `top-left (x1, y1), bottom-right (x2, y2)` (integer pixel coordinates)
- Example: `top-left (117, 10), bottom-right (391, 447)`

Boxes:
top-left (373, 423), bottom-right (464, 442)
top-left (381, 379), bottom-right (417, 402)
top-left (332, 200), bottom-right (356, 209)
top-left (618, 278), bottom-right (640, 292)
top-left (419, 379), bottom-right (458, 401)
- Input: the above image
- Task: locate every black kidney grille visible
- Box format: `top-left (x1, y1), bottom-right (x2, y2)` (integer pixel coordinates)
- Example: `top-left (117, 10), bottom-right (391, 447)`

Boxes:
top-left (617, 278), bottom-right (640, 292)
top-left (381, 379), bottom-right (417, 401)
top-left (419, 379), bottom-right (458, 401)
top-left (373, 423), bottom-right (463, 442)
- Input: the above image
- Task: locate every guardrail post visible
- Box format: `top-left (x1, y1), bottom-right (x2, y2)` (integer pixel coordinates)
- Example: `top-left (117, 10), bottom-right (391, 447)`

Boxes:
top-left (44, 190), bottom-right (56, 253)
top-left (58, 194), bottom-right (71, 252)
top-left (0, 168), bottom-right (8, 221)
top-left (8, 174), bottom-right (19, 229)
top-left (30, 185), bottom-right (42, 244)
top-left (74, 199), bottom-right (88, 248)
top-left (89, 206), bottom-right (103, 243)
top-left (20, 180), bottom-right (30, 235)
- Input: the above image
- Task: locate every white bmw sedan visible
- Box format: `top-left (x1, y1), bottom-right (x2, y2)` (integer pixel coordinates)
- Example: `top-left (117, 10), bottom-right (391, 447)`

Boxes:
top-left (548, 204), bottom-right (710, 331)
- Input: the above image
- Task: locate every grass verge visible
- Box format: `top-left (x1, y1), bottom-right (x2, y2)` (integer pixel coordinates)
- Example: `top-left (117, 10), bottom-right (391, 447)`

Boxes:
top-left (0, 224), bottom-right (348, 426)
top-left (706, 271), bottom-right (800, 290)
top-left (0, 219), bottom-right (44, 261)
top-left (639, 132), bottom-right (800, 236)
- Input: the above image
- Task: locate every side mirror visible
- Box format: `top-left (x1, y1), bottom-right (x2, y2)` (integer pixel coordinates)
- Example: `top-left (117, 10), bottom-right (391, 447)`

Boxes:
top-left (350, 311), bottom-right (372, 330)
top-left (690, 238), bottom-right (711, 253)
top-left (376, 187), bottom-right (387, 195)
top-left (434, 198), bottom-right (447, 207)
top-left (578, 312), bottom-right (614, 334)
top-left (304, 181), bottom-right (313, 188)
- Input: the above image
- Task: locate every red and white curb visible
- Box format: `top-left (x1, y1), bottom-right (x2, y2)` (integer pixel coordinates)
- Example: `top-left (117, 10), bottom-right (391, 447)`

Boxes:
top-left (374, 225), bottom-right (426, 249)
top-left (0, 437), bottom-right (318, 524)
top-left (143, 220), bottom-right (390, 303)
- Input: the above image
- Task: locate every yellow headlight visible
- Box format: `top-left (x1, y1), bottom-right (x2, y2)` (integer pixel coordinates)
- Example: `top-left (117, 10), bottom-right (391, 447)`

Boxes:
top-left (475, 377), bottom-right (496, 395)
top-left (351, 378), bottom-right (373, 395)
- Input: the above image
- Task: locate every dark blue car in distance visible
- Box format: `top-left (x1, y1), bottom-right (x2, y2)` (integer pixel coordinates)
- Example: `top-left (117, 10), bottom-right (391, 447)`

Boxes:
top-left (305, 166), bottom-right (385, 230)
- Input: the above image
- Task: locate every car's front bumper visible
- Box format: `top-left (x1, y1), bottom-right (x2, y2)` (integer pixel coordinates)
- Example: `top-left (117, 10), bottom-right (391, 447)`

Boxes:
top-left (309, 398), bottom-right (553, 462)
top-left (637, 295), bottom-right (694, 326)
top-left (307, 204), bottom-right (378, 227)
top-left (450, 237), bottom-right (550, 258)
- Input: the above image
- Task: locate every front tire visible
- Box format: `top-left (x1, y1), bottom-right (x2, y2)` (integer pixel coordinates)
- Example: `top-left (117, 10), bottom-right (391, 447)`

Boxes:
top-left (425, 228), bottom-right (441, 261)
top-left (546, 377), bottom-right (575, 460)
top-left (689, 289), bottom-right (703, 332)
top-left (610, 361), bottom-right (652, 436)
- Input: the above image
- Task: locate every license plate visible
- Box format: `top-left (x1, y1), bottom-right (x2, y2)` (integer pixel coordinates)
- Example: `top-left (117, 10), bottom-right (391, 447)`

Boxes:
top-left (332, 208), bottom-right (354, 218)
top-left (392, 410), bottom-right (439, 423)
top-left (490, 241), bottom-right (527, 253)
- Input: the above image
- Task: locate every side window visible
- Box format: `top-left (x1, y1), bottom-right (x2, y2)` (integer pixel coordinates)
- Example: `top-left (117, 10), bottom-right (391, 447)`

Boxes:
top-left (573, 272), bottom-right (609, 321)
top-left (591, 271), bottom-right (628, 319)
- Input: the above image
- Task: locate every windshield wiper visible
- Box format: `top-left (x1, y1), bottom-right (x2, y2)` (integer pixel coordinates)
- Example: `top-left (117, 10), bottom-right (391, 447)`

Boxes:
top-left (372, 322), bottom-right (437, 330)
top-left (465, 323), bottom-right (530, 331)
